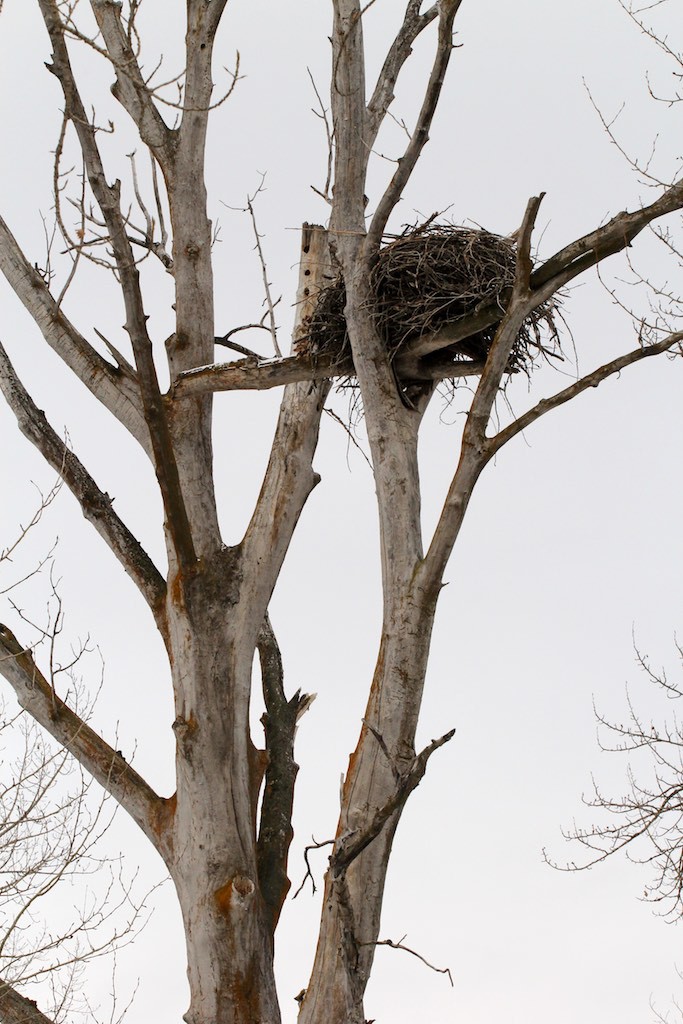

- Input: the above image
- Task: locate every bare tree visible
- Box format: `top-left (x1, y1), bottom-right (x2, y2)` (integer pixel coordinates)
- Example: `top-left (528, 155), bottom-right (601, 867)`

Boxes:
top-left (0, 3), bottom-right (682, 1023)
top-left (561, 641), bottom-right (683, 918)
top-left (0, 486), bottom-right (144, 1024)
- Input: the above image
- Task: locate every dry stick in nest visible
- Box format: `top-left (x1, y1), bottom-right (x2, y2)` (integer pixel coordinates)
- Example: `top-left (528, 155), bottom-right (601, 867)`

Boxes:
top-left (298, 224), bottom-right (561, 385)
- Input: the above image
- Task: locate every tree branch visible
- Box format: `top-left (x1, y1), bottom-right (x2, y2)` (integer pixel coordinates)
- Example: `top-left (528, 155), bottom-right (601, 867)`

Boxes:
top-left (331, 729), bottom-right (455, 874)
top-left (365, 2), bottom-right (439, 144)
top-left (172, 347), bottom-right (483, 399)
top-left (366, 0), bottom-right (464, 253)
top-left (420, 196), bottom-right (544, 590)
top-left (0, 214), bottom-right (149, 451)
top-left (256, 614), bottom-right (314, 932)
top-left (172, 351), bottom-right (346, 398)
top-left (532, 176), bottom-right (683, 294)
top-left (359, 937), bottom-right (453, 987)
top-left (0, 625), bottom-right (172, 859)
top-left (400, 175), bottom-right (683, 366)
top-left (40, 0), bottom-right (197, 572)
top-left (91, 0), bottom-right (177, 176)
top-left (0, 979), bottom-right (57, 1024)
top-left (487, 331), bottom-right (683, 457)
top-left (0, 342), bottom-right (167, 624)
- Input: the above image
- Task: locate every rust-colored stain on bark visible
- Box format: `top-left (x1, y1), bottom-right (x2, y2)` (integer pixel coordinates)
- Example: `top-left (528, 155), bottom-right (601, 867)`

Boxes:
top-left (169, 571), bottom-right (184, 609)
top-left (214, 874), bottom-right (255, 914)
top-left (150, 791), bottom-right (177, 843)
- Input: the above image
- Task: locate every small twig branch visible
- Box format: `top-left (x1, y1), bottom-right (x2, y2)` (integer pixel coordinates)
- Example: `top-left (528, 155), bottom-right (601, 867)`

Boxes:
top-left (124, 151), bottom-right (172, 268)
top-left (246, 191), bottom-right (282, 358)
top-left (363, 720), bottom-right (401, 780)
top-left (359, 935), bottom-right (454, 987)
top-left (308, 68), bottom-right (334, 204)
top-left (0, 478), bottom-right (62, 569)
top-left (149, 152), bottom-right (169, 258)
top-left (325, 410), bottom-right (373, 471)
top-left (293, 838), bottom-right (335, 899)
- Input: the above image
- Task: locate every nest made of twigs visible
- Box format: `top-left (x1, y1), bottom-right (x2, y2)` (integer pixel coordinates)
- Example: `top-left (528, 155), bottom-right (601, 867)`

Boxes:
top-left (298, 223), bottom-right (560, 379)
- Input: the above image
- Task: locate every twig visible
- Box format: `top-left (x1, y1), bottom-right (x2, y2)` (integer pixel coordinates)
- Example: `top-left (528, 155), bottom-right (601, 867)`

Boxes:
top-left (308, 68), bottom-right (334, 203)
top-left (214, 327), bottom-right (268, 361)
top-left (325, 409), bottom-right (373, 471)
top-left (360, 935), bottom-right (454, 986)
top-left (293, 837), bottom-right (335, 899)
top-left (246, 190), bottom-right (282, 357)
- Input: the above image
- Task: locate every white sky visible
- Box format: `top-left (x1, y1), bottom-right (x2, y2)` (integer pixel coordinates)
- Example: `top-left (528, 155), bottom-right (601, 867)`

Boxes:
top-left (1, 1), bottom-right (683, 1022)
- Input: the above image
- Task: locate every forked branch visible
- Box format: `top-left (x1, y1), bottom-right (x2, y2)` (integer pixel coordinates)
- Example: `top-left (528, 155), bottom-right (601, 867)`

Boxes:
top-left (366, 2), bottom-right (440, 143)
top-left (366, 0), bottom-right (464, 252)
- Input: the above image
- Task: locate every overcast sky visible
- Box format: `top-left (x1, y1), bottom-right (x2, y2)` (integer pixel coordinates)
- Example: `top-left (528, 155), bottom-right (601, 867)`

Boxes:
top-left (1, 2), bottom-right (683, 1023)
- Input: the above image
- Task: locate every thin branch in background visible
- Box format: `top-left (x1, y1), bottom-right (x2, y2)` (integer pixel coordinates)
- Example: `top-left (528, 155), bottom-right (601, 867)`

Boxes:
top-left (584, 82), bottom-right (668, 189)
top-left (324, 409), bottom-right (373, 471)
top-left (307, 68), bottom-right (334, 204)
top-left (0, 478), bottom-right (62, 573)
top-left (551, 640), bottom-right (683, 920)
top-left (222, 182), bottom-right (282, 357)
top-left (359, 935), bottom-right (454, 987)
top-left (246, 187), bottom-right (282, 358)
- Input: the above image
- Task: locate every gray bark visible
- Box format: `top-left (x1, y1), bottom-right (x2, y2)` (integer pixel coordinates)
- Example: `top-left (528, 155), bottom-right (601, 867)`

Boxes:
top-left (0, 5), bottom-right (681, 1024)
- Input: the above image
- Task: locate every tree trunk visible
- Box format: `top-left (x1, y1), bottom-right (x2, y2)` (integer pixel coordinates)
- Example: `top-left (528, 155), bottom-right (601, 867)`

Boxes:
top-left (164, 565), bottom-right (281, 1024)
top-left (300, 583), bottom-right (440, 1024)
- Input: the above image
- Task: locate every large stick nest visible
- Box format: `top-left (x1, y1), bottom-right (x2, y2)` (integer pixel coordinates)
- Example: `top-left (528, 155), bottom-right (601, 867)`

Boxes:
top-left (298, 224), bottom-right (560, 378)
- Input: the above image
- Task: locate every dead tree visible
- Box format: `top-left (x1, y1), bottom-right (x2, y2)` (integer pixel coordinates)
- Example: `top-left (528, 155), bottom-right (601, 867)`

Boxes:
top-left (0, 3), bottom-right (681, 1023)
